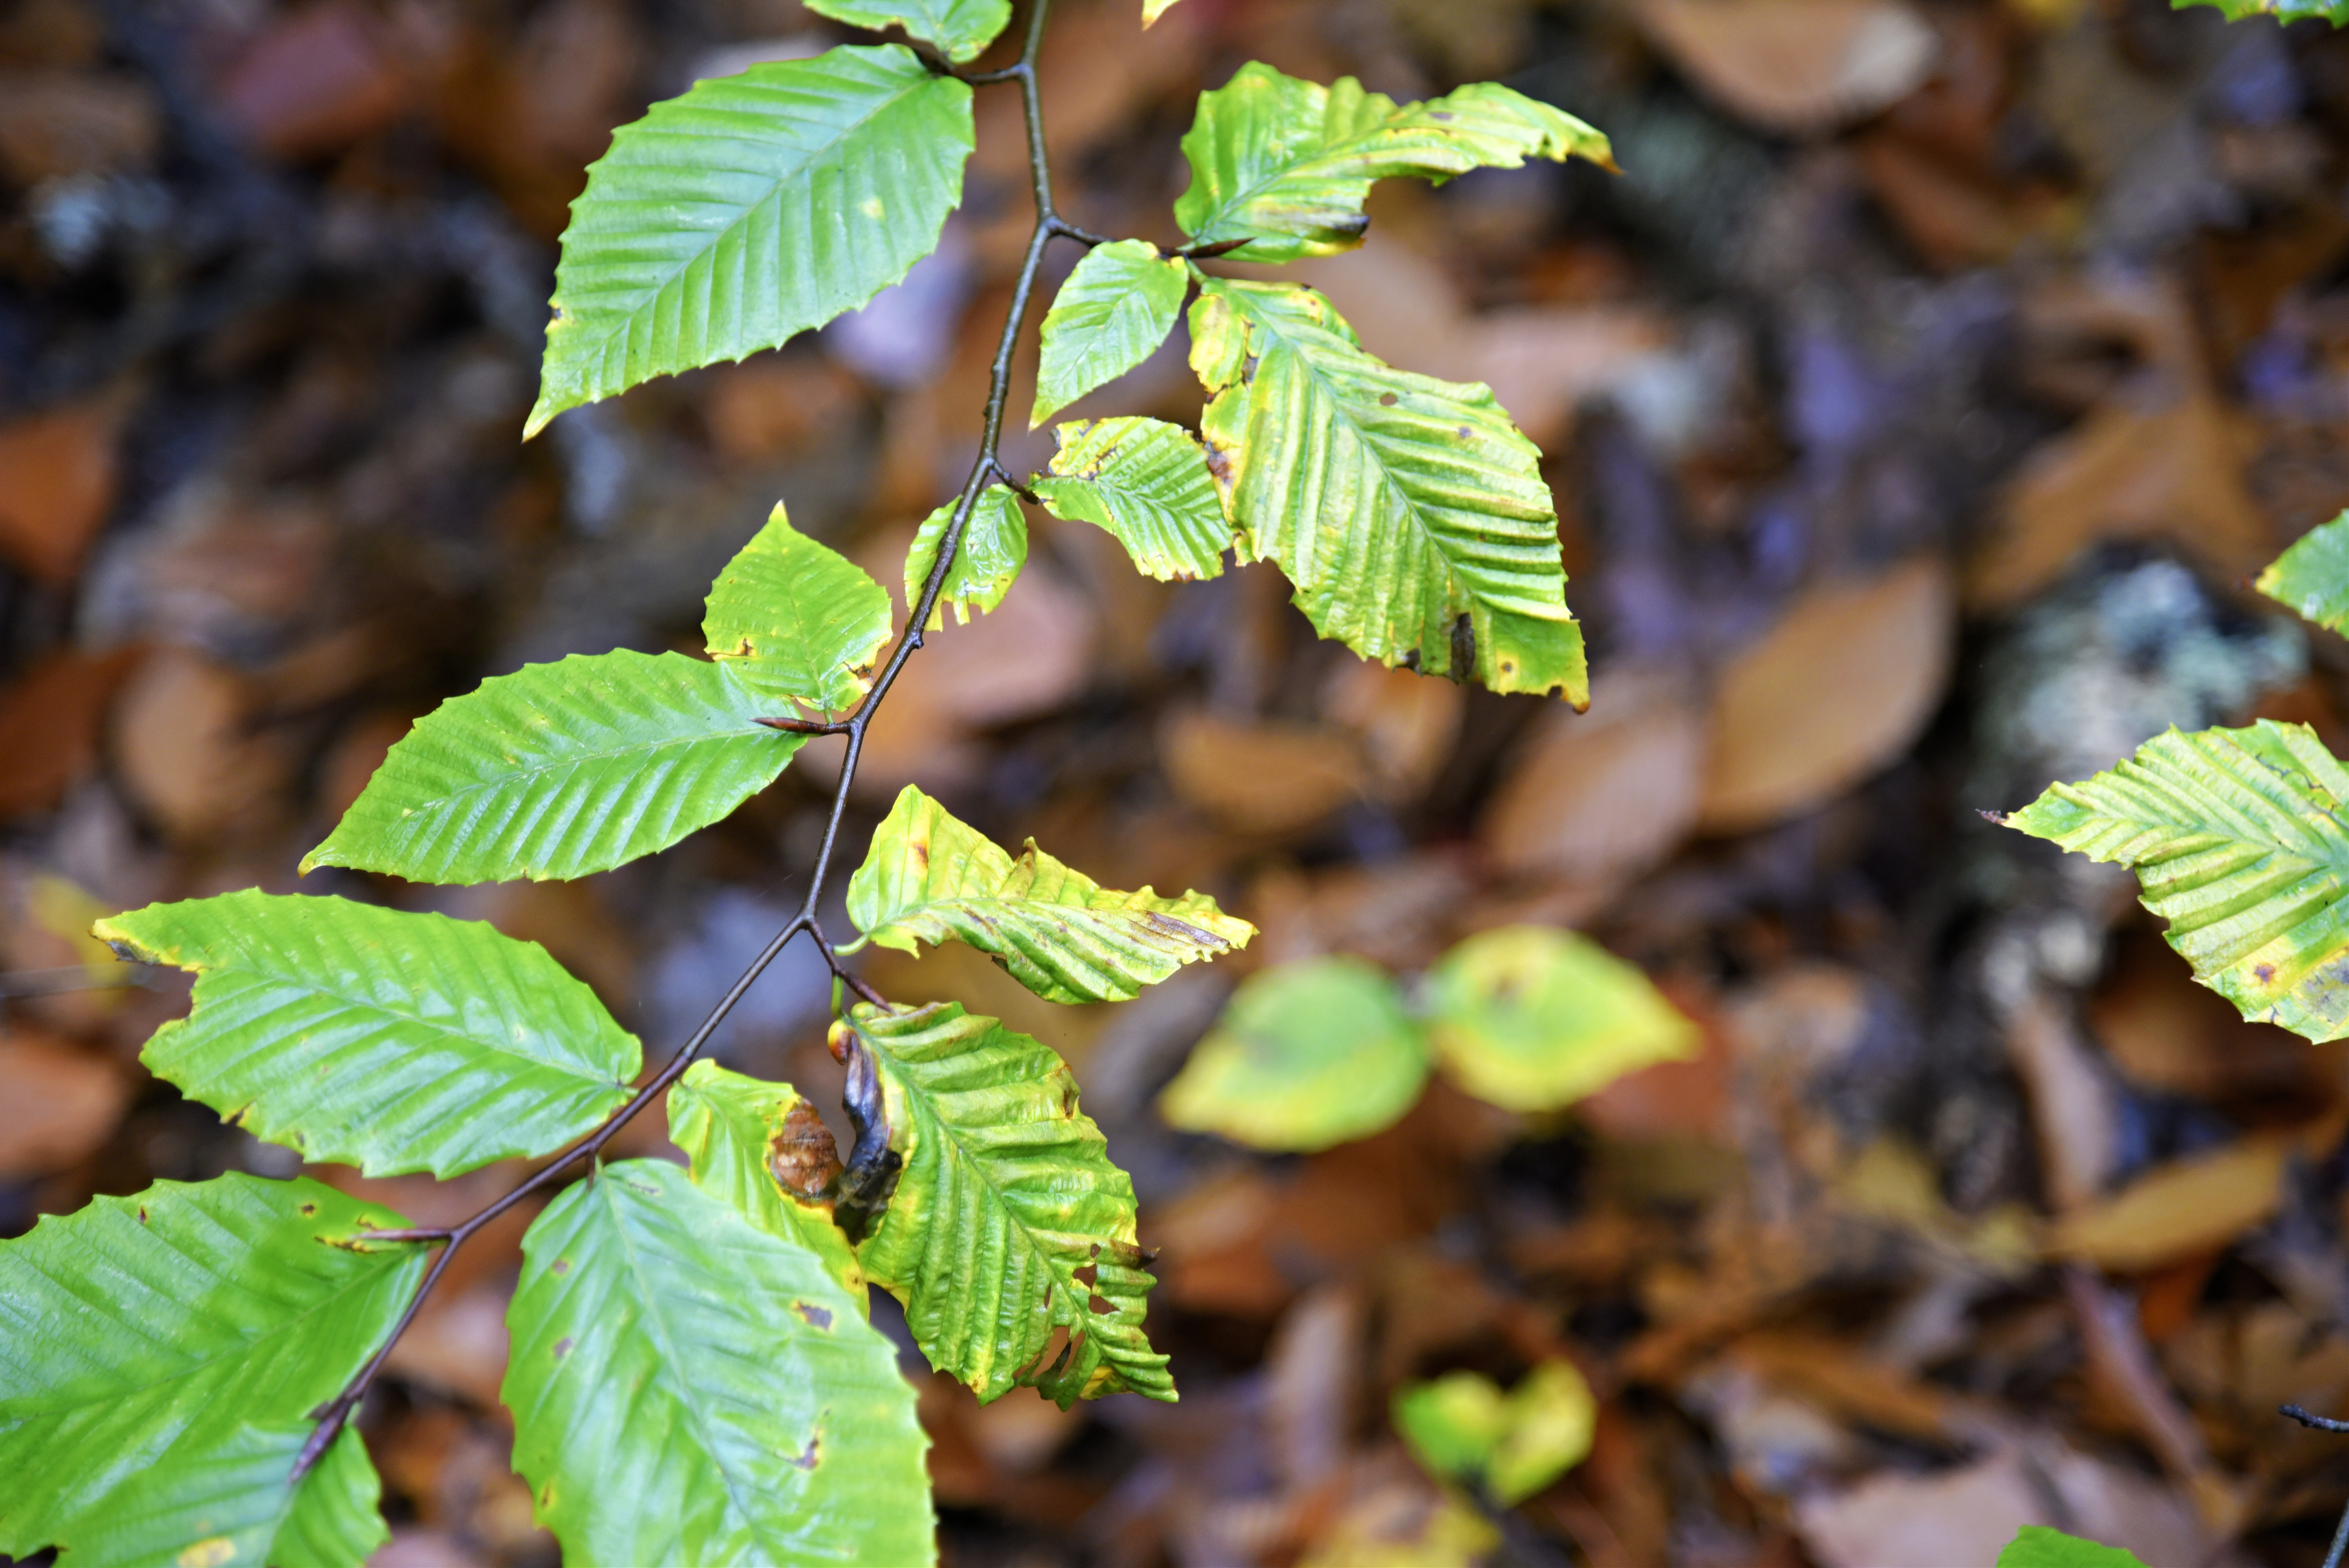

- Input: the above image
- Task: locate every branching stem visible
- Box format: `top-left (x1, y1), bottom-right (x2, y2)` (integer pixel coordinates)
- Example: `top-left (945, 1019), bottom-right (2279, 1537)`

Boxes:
top-left (2286, 1407), bottom-right (2349, 1568)
top-left (296, 0), bottom-right (1075, 1479)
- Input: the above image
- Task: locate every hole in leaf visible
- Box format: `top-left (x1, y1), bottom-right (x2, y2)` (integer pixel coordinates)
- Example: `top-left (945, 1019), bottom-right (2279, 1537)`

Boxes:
top-left (1379, 392), bottom-right (1398, 406)
top-left (1073, 1263), bottom-right (1098, 1288)
top-left (1088, 1294), bottom-right (1117, 1315)
top-left (794, 1301), bottom-right (835, 1330)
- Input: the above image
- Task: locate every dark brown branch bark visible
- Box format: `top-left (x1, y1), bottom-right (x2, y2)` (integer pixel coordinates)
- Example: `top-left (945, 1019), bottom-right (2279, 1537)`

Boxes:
top-left (295, 0), bottom-right (1076, 1480)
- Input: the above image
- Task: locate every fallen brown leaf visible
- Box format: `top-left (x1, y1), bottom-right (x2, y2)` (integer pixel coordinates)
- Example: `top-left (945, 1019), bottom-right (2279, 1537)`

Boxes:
top-left (2047, 1140), bottom-right (2288, 1273)
top-left (0, 397), bottom-right (122, 584)
top-left (1638, 0), bottom-right (1939, 137)
top-left (1482, 666), bottom-right (1705, 884)
top-left (0, 646), bottom-right (140, 820)
top-left (1160, 708), bottom-right (1363, 836)
top-left (0, 1033), bottom-right (131, 1178)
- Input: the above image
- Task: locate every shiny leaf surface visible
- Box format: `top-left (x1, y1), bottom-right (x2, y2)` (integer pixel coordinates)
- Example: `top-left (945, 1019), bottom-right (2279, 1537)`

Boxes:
top-left (0, 1176), bottom-right (422, 1568)
top-left (1159, 956), bottom-right (1427, 1150)
top-left (2002, 720), bottom-right (2349, 1043)
top-left (304, 650), bottom-right (805, 885)
top-left (802, 0), bottom-right (1011, 61)
top-left (905, 485), bottom-right (1027, 629)
top-left (1192, 277), bottom-right (1585, 701)
top-left (1032, 417), bottom-right (1233, 581)
top-left (846, 1001), bottom-right (1176, 1404)
top-left (528, 47), bottom-right (973, 433)
top-left (1175, 62), bottom-right (1613, 262)
top-left (704, 502), bottom-right (893, 715)
top-left (503, 1159), bottom-right (932, 1566)
top-left (1423, 926), bottom-right (1698, 1111)
top-left (2257, 509), bottom-right (2349, 636)
top-left (668, 1059), bottom-right (866, 1303)
top-left (1030, 240), bottom-right (1190, 426)
top-left (98, 891), bottom-right (639, 1178)
top-left (847, 784), bottom-right (1253, 1003)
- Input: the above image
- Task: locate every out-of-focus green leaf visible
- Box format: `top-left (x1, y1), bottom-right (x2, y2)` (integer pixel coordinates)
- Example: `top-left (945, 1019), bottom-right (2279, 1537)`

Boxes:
top-left (848, 784), bottom-right (1252, 1003)
top-left (1996, 1526), bottom-right (2149, 1568)
top-left (0, 1175), bottom-right (423, 1568)
top-left (1191, 278), bottom-right (1585, 703)
top-left (1159, 957), bottom-right (1426, 1150)
top-left (905, 485), bottom-right (1027, 629)
top-left (528, 47), bottom-right (972, 433)
top-left (1423, 926), bottom-right (1697, 1111)
top-left (303, 650), bottom-right (804, 885)
top-left (96, 891), bottom-right (639, 1178)
top-left (1143, 0), bottom-right (1184, 22)
top-left (1031, 240), bottom-right (1190, 426)
top-left (2257, 510), bottom-right (2349, 635)
top-left (2002, 720), bottom-right (2349, 1043)
top-left (1175, 63), bottom-right (1613, 262)
top-left (668, 1059), bottom-right (866, 1303)
top-left (1032, 417), bottom-right (1233, 581)
top-left (2172, 0), bottom-right (2349, 23)
top-left (845, 1001), bottom-right (1176, 1405)
top-left (1393, 1359), bottom-right (1596, 1506)
top-left (802, 0), bottom-right (1011, 61)
top-left (704, 502), bottom-right (893, 715)
top-left (503, 1159), bottom-right (933, 1566)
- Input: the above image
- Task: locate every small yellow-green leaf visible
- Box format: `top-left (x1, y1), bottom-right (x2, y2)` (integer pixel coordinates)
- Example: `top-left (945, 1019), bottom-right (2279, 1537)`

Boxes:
top-left (2257, 510), bottom-right (2349, 636)
top-left (847, 784), bottom-right (1253, 1003)
top-left (1997, 1527), bottom-right (2149, 1568)
top-left (905, 485), bottom-right (1026, 630)
top-left (1142, 0), bottom-right (1183, 23)
top-left (1393, 1359), bottom-right (1596, 1505)
top-left (2001, 720), bottom-right (2349, 1043)
top-left (1033, 417), bottom-right (1233, 582)
top-left (1175, 63), bottom-right (1613, 263)
top-left (1159, 957), bottom-right (1427, 1150)
top-left (1423, 927), bottom-right (1698, 1112)
top-left (1032, 241), bottom-right (1190, 427)
top-left (667, 1060), bottom-right (865, 1303)
top-left (802, 0), bottom-right (1011, 61)
top-left (704, 502), bottom-right (892, 715)
top-left (845, 1001), bottom-right (1175, 1405)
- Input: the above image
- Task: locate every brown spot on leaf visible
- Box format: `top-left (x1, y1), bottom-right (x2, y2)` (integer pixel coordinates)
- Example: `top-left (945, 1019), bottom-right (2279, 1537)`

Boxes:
top-left (2256, 963), bottom-right (2277, 984)
top-left (553, 1336), bottom-right (573, 1360)
top-left (136, 1206), bottom-right (146, 1223)
top-left (794, 1301), bottom-right (834, 1330)
top-left (788, 1434), bottom-right (821, 1470)
top-left (1379, 392), bottom-right (1398, 406)
top-left (551, 1258), bottom-right (570, 1275)
top-left (299, 1203), bottom-right (317, 1217)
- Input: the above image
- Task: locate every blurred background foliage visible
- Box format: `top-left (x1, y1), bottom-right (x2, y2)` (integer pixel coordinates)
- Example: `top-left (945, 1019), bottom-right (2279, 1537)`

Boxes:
top-left (6, 0), bottom-right (2349, 1561)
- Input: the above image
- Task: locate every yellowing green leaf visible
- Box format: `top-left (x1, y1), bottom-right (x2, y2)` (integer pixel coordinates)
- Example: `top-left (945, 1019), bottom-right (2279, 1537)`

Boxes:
top-left (1192, 278), bottom-right (1585, 702)
top-left (98, 891), bottom-right (640, 1179)
top-left (1031, 240), bottom-right (1190, 426)
top-left (1996, 1526), bottom-right (2149, 1568)
top-left (303, 650), bottom-right (804, 885)
top-left (667, 1060), bottom-right (866, 1303)
top-left (846, 1001), bottom-right (1175, 1405)
top-left (2001, 720), bottom-right (2349, 1043)
top-left (905, 485), bottom-right (1027, 629)
top-left (802, 0), bottom-right (1011, 61)
top-left (0, 1176), bottom-right (424, 1568)
top-left (2257, 510), bottom-right (2349, 636)
top-left (847, 784), bottom-right (1253, 1003)
top-left (1142, 0), bottom-right (1184, 23)
top-left (1393, 1359), bottom-right (1596, 1505)
top-left (528, 47), bottom-right (972, 434)
top-left (503, 1159), bottom-right (933, 1566)
top-left (1159, 957), bottom-right (1427, 1150)
top-left (1032, 417), bottom-right (1233, 582)
top-left (704, 502), bottom-right (892, 715)
top-left (1175, 63), bottom-right (1613, 263)
top-left (1423, 927), bottom-right (1698, 1111)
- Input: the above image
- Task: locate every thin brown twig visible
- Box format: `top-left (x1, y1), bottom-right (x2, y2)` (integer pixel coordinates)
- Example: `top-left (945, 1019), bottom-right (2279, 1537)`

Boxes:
top-left (294, 0), bottom-right (1081, 1481)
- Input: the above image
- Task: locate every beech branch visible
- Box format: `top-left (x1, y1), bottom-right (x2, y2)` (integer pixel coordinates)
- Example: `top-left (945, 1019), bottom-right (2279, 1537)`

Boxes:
top-left (296, 0), bottom-right (1078, 1479)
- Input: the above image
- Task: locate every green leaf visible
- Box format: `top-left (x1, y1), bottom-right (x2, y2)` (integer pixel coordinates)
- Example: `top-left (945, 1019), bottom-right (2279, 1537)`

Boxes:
top-left (1174, 63), bottom-right (1613, 263)
top-left (845, 1001), bottom-right (1176, 1404)
top-left (1191, 278), bottom-right (1585, 702)
top-left (1996, 1526), bottom-right (2150, 1568)
top-left (503, 1159), bottom-right (933, 1567)
top-left (704, 502), bottom-right (893, 715)
top-left (905, 485), bottom-right (1027, 630)
top-left (847, 783), bottom-right (1253, 1003)
top-left (2257, 510), bottom-right (2349, 636)
top-left (1032, 417), bottom-right (1233, 582)
top-left (1423, 926), bottom-right (1697, 1112)
top-left (528, 46), bottom-right (973, 434)
top-left (1159, 957), bottom-right (1427, 1151)
top-left (1393, 1360), bottom-right (1597, 1506)
top-left (303, 650), bottom-right (805, 885)
top-left (803, 0), bottom-right (1012, 60)
top-left (1031, 240), bottom-right (1190, 426)
top-left (97, 891), bottom-right (640, 1179)
top-left (2001, 720), bottom-right (2349, 1044)
top-left (2172, 0), bottom-right (2349, 23)
top-left (0, 1175), bottom-right (424, 1568)
top-left (668, 1059), bottom-right (866, 1304)
top-left (1144, 0), bottom-right (1184, 21)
